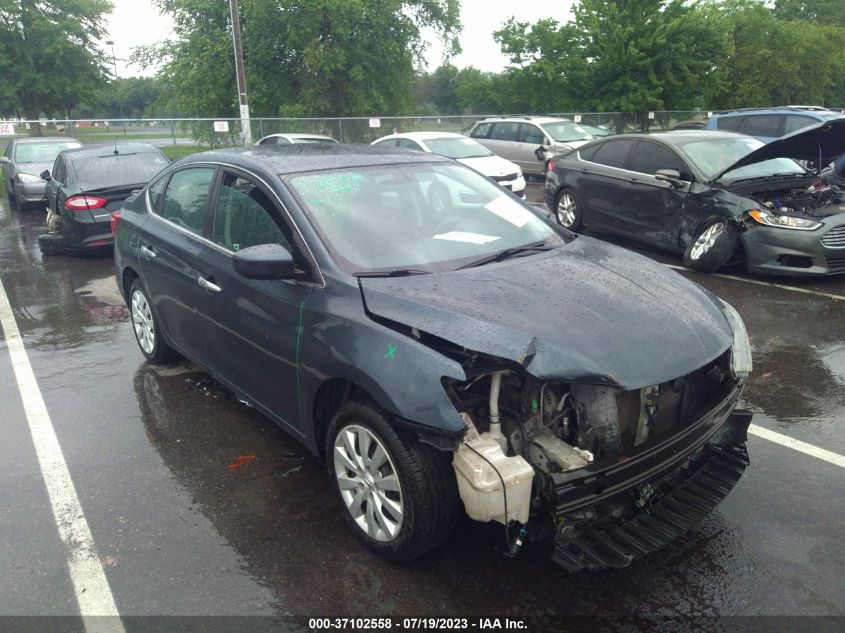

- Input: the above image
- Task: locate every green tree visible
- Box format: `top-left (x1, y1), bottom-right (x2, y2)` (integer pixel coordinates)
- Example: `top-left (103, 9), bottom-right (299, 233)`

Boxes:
top-left (136, 0), bottom-right (461, 118)
top-left (714, 0), bottom-right (845, 108)
top-left (0, 0), bottom-right (112, 119)
top-left (494, 1), bottom-right (728, 125)
top-left (773, 0), bottom-right (845, 26)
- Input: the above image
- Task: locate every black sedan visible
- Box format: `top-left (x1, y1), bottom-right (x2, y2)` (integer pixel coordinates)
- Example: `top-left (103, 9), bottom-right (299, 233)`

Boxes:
top-left (545, 119), bottom-right (845, 276)
top-left (114, 144), bottom-right (753, 570)
top-left (38, 142), bottom-right (170, 255)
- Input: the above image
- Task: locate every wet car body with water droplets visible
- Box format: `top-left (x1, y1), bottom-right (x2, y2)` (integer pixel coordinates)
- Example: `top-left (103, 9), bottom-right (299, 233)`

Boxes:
top-left (114, 144), bottom-right (753, 570)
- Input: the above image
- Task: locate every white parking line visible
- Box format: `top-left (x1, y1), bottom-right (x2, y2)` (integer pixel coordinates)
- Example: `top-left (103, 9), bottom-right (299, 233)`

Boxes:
top-left (748, 424), bottom-right (845, 469)
top-left (665, 264), bottom-right (845, 302)
top-left (0, 278), bottom-right (125, 631)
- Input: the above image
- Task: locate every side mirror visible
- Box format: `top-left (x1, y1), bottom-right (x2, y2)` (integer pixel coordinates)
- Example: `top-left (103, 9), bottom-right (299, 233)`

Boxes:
top-left (0, 156), bottom-right (10, 165)
top-left (655, 169), bottom-right (685, 188)
top-left (232, 243), bottom-right (303, 280)
top-left (534, 145), bottom-right (548, 161)
top-left (40, 170), bottom-right (51, 181)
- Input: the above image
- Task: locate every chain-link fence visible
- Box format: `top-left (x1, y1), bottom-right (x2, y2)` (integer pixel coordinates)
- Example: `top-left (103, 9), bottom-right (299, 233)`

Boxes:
top-left (0, 111), bottom-right (712, 158)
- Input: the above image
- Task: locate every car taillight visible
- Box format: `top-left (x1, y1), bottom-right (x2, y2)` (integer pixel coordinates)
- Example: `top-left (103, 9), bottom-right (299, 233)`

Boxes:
top-left (65, 195), bottom-right (107, 210)
top-left (548, 160), bottom-right (555, 171)
top-left (110, 210), bottom-right (121, 235)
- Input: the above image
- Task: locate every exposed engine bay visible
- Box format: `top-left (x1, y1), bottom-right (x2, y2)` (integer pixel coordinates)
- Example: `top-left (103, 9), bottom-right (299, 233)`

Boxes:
top-left (444, 350), bottom-right (737, 532)
top-left (744, 180), bottom-right (845, 218)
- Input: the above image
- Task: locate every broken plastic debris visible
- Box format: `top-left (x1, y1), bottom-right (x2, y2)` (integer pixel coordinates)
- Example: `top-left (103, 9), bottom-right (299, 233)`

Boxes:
top-left (227, 455), bottom-right (258, 471)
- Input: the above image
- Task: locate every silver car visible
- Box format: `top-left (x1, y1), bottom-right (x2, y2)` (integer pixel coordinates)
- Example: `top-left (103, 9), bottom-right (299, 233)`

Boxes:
top-left (468, 116), bottom-right (611, 177)
top-left (2, 137), bottom-right (82, 211)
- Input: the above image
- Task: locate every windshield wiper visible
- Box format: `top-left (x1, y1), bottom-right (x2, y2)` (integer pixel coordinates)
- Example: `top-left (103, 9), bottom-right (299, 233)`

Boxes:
top-left (723, 172), bottom-right (807, 184)
top-left (457, 241), bottom-right (554, 270)
top-left (353, 268), bottom-right (431, 278)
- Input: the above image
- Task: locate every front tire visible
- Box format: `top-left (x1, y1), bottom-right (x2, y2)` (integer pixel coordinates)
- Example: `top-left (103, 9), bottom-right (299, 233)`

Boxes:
top-left (327, 401), bottom-right (459, 562)
top-left (129, 279), bottom-right (178, 364)
top-left (553, 188), bottom-right (583, 231)
top-left (684, 217), bottom-right (740, 273)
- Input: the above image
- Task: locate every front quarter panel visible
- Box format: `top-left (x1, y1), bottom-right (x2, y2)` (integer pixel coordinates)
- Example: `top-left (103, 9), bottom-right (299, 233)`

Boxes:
top-left (298, 276), bottom-right (467, 452)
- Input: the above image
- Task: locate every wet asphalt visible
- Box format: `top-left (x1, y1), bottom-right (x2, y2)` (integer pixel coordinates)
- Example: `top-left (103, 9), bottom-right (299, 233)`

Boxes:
top-left (0, 184), bottom-right (843, 622)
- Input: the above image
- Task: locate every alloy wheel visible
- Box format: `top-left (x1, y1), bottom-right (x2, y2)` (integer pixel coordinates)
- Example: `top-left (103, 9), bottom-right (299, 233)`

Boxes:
top-left (690, 222), bottom-right (725, 261)
top-left (556, 192), bottom-right (577, 228)
top-left (131, 289), bottom-right (156, 355)
top-left (333, 424), bottom-right (404, 542)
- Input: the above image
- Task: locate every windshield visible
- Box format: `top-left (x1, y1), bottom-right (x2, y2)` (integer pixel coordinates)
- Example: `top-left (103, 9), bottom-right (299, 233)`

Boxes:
top-left (676, 137), bottom-right (807, 181)
top-left (542, 122), bottom-right (605, 143)
top-left (71, 152), bottom-right (170, 189)
top-left (287, 163), bottom-right (562, 273)
top-left (424, 137), bottom-right (493, 159)
top-left (14, 141), bottom-right (81, 163)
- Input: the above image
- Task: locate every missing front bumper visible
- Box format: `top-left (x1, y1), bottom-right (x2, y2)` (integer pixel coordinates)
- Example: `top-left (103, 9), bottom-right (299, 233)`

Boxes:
top-left (551, 409), bottom-right (752, 571)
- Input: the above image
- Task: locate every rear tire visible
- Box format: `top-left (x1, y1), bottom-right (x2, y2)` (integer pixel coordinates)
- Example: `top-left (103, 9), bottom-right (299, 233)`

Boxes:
top-left (129, 279), bottom-right (178, 364)
top-left (684, 217), bottom-right (740, 273)
top-left (553, 188), bottom-right (583, 231)
top-left (327, 401), bottom-right (459, 562)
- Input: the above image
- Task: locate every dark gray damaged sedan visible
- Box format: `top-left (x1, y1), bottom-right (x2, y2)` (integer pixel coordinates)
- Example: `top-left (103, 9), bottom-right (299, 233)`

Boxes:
top-left (114, 144), bottom-right (753, 571)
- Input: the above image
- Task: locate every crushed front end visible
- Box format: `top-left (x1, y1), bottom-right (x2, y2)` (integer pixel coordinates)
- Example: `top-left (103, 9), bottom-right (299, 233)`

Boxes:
top-left (444, 346), bottom-right (752, 572)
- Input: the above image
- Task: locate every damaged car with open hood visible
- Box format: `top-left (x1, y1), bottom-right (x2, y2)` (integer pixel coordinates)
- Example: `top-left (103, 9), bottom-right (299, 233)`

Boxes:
top-left (545, 118), bottom-right (845, 276)
top-left (114, 144), bottom-right (753, 571)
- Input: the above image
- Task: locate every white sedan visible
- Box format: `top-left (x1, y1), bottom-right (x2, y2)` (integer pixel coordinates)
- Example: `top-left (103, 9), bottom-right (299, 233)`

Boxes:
top-left (371, 131), bottom-right (526, 198)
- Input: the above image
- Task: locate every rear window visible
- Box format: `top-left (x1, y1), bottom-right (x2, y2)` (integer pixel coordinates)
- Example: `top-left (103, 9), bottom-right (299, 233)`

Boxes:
top-left (591, 139), bottom-right (635, 169)
top-left (70, 151), bottom-right (170, 188)
top-left (14, 141), bottom-right (81, 163)
top-left (424, 137), bottom-right (492, 159)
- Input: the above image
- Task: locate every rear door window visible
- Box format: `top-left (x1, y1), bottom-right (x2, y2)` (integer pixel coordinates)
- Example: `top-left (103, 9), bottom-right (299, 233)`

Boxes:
top-left (372, 139), bottom-right (398, 148)
top-left (396, 139), bottom-right (424, 151)
top-left (715, 116), bottom-right (743, 132)
top-left (489, 123), bottom-right (519, 142)
top-left (738, 115), bottom-right (783, 138)
top-left (590, 139), bottom-right (635, 170)
top-left (158, 167), bottom-right (215, 236)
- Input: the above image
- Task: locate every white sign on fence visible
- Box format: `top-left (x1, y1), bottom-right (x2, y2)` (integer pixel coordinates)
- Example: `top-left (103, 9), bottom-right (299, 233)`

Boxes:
top-left (573, 114), bottom-right (582, 123)
top-left (648, 112), bottom-right (655, 120)
top-left (213, 121), bottom-right (230, 132)
top-left (369, 118), bottom-right (381, 128)
top-left (0, 123), bottom-right (16, 135)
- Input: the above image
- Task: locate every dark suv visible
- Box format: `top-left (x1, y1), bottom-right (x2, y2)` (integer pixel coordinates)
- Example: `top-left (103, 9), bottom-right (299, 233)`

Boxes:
top-left (705, 106), bottom-right (844, 143)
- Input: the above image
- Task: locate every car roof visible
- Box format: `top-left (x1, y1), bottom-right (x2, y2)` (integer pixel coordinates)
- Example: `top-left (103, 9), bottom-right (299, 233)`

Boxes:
top-left (475, 116), bottom-right (568, 125)
top-left (12, 136), bottom-right (81, 145)
top-left (261, 133), bottom-right (337, 140)
top-left (61, 142), bottom-right (163, 160)
top-left (647, 130), bottom-right (745, 144)
top-left (712, 107), bottom-right (841, 119)
top-left (179, 143), bottom-right (452, 175)
top-left (375, 131), bottom-right (467, 142)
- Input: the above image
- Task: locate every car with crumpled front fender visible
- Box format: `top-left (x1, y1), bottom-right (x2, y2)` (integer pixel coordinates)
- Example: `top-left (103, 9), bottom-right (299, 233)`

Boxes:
top-left (545, 118), bottom-right (845, 276)
top-left (114, 144), bottom-right (753, 570)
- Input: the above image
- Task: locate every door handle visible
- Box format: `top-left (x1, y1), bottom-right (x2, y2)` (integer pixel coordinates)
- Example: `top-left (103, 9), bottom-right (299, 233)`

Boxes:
top-left (197, 276), bottom-right (222, 293)
top-left (140, 245), bottom-right (156, 259)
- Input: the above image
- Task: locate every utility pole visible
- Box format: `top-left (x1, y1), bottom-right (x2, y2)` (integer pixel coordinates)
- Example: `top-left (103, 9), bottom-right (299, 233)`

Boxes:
top-left (105, 40), bottom-right (126, 135)
top-left (229, 0), bottom-right (252, 144)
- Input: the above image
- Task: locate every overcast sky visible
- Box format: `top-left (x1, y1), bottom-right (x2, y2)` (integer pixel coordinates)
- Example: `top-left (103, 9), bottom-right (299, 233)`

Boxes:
top-left (105, 0), bottom-right (578, 77)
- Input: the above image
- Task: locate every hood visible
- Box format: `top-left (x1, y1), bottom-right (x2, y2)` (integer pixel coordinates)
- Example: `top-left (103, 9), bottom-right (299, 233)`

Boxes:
top-left (359, 237), bottom-right (732, 390)
top-left (555, 139), bottom-right (592, 149)
top-left (714, 117), bottom-right (845, 181)
top-left (458, 154), bottom-right (521, 178)
top-left (17, 161), bottom-right (53, 177)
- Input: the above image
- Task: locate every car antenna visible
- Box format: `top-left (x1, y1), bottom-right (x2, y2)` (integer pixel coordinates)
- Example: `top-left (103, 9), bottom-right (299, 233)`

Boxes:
top-left (113, 139), bottom-right (119, 156)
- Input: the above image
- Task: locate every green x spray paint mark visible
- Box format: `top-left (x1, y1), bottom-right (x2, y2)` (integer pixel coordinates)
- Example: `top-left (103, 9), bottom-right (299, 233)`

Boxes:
top-left (384, 344), bottom-right (398, 359)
